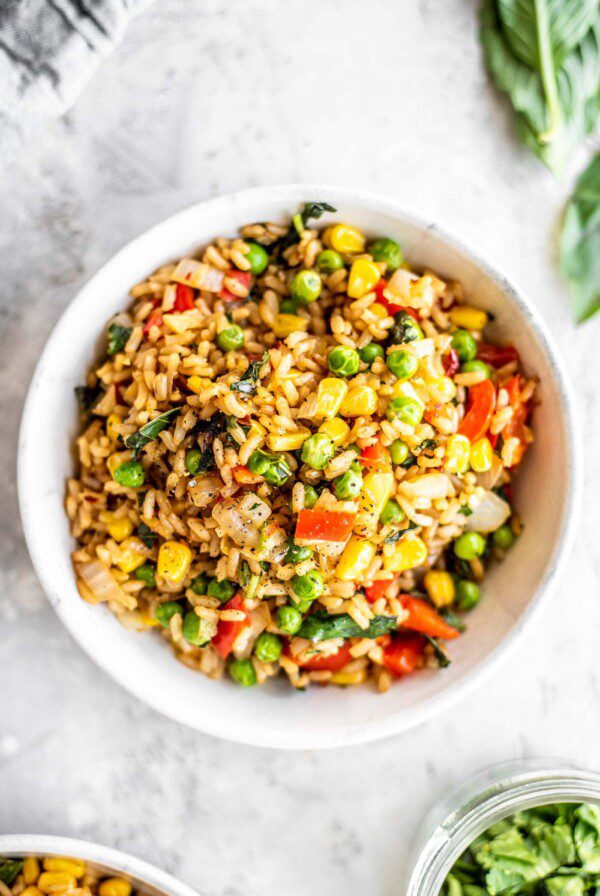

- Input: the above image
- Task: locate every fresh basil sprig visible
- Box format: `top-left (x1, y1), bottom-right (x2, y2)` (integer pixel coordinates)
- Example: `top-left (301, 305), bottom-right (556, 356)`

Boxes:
top-left (230, 352), bottom-right (269, 395)
top-left (0, 860), bottom-right (23, 886)
top-left (125, 407), bottom-right (181, 460)
top-left (481, 0), bottom-right (600, 174)
top-left (298, 611), bottom-right (398, 642)
top-left (560, 152), bottom-right (600, 321)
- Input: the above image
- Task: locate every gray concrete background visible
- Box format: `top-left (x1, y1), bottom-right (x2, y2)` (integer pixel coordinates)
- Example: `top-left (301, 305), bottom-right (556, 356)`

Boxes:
top-left (1, 2), bottom-right (599, 895)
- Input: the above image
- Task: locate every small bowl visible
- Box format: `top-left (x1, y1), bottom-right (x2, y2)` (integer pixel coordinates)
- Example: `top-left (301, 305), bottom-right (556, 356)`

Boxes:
top-left (18, 184), bottom-right (581, 749)
top-left (0, 835), bottom-right (197, 896)
top-left (406, 762), bottom-right (600, 895)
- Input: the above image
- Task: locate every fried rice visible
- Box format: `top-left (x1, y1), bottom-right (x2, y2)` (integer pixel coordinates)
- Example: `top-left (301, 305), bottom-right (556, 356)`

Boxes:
top-left (66, 203), bottom-right (536, 692)
top-left (1, 855), bottom-right (134, 896)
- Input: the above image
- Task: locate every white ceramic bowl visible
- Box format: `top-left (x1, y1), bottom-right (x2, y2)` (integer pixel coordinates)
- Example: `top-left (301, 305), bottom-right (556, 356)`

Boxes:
top-left (0, 835), bottom-right (197, 896)
top-left (18, 185), bottom-right (581, 749)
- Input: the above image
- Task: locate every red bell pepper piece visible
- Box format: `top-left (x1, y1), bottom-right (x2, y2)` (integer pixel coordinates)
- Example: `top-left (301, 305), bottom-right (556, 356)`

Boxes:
top-left (401, 595), bottom-right (460, 640)
top-left (382, 633), bottom-right (426, 677)
top-left (365, 578), bottom-right (395, 603)
top-left (477, 343), bottom-right (519, 368)
top-left (219, 269), bottom-right (252, 302)
top-left (143, 309), bottom-right (163, 337)
top-left (443, 349), bottom-right (460, 377)
top-left (295, 509), bottom-right (356, 543)
top-left (500, 375), bottom-right (530, 465)
top-left (458, 379), bottom-right (496, 442)
top-left (299, 642), bottom-right (353, 672)
top-left (373, 280), bottom-right (419, 320)
top-left (173, 283), bottom-right (196, 312)
top-left (232, 465), bottom-right (263, 485)
top-left (360, 440), bottom-right (391, 470)
top-left (211, 594), bottom-right (250, 659)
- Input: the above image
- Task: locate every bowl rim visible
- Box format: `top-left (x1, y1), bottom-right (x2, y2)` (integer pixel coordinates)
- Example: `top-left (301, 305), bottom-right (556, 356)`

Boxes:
top-left (17, 183), bottom-right (583, 749)
top-left (0, 835), bottom-right (198, 896)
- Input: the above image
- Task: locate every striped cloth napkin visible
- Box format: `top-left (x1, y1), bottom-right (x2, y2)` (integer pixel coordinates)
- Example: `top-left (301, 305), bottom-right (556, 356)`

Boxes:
top-left (0, 0), bottom-right (151, 157)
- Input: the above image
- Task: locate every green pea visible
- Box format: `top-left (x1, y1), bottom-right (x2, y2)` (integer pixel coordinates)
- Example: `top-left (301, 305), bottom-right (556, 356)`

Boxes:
top-left (291, 269), bottom-right (322, 305)
top-left (389, 311), bottom-right (423, 344)
top-left (327, 345), bottom-right (360, 377)
top-left (386, 350), bottom-right (419, 381)
top-left (207, 578), bottom-right (236, 603)
top-left (182, 610), bottom-right (214, 646)
top-left (155, 601), bottom-right (183, 628)
top-left (217, 324), bottom-right (245, 352)
top-left (254, 632), bottom-right (283, 662)
top-left (493, 524), bottom-right (516, 550)
top-left (292, 569), bottom-right (324, 602)
top-left (135, 563), bottom-right (156, 589)
top-left (185, 448), bottom-right (203, 475)
top-left (454, 531), bottom-right (487, 560)
top-left (247, 448), bottom-right (272, 475)
top-left (113, 461), bottom-right (145, 488)
top-left (263, 456), bottom-right (292, 487)
top-left (350, 459), bottom-right (362, 473)
top-left (191, 574), bottom-right (209, 595)
top-left (285, 541), bottom-right (313, 564)
top-left (316, 249), bottom-right (344, 274)
top-left (276, 605), bottom-right (303, 635)
top-left (461, 359), bottom-right (491, 378)
top-left (245, 241), bottom-right (269, 275)
top-left (229, 657), bottom-right (257, 686)
top-left (303, 485), bottom-right (319, 508)
top-left (386, 396), bottom-right (424, 427)
top-left (359, 343), bottom-right (384, 366)
top-left (451, 330), bottom-right (478, 362)
top-left (290, 595), bottom-right (314, 613)
top-left (301, 433), bottom-right (334, 470)
top-left (279, 298), bottom-right (299, 314)
top-left (379, 499), bottom-right (404, 525)
top-left (333, 468), bottom-right (363, 500)
top-left (369, 237), bottom-right (403, 272)
top-left (389, 439), bottom-right (410, 465)
top-left (456, 579), bottom-right (481, 610)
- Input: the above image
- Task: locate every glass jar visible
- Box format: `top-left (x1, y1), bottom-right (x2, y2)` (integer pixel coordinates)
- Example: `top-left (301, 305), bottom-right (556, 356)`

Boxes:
top-left (406, 761), bottom-right (600, 896)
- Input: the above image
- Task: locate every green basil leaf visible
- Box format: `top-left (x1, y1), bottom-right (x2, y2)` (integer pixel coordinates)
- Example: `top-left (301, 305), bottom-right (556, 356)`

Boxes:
top-left (137, 522), bottom-right (157, 549)
top-left (560, 153), bottom-right (600, 322)
top-left (298, 611), bottom-right (397, 642)
top-left (107, 322), bottom-right (132, 356)
top-left (75, 383), bottom-right (104, 412)
top-left (230, 352), bottom-right (269, 395)
top-left (497, 0), bottom-right (597, 70)
top-left (0, 859), bottom-right (23, 886)
top-left (424, 635), bottom-right (451, 668)
top-left (125, 407), bottom-right (181, 460)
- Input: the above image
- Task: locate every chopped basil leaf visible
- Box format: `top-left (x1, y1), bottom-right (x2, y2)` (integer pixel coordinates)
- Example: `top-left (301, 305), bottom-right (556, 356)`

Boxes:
top-left (298, 611), bottom-right (397, 642)
top-left (125, 407), bottom-right (181, 460)
top-left (107, 322), bottom-right (132, 356)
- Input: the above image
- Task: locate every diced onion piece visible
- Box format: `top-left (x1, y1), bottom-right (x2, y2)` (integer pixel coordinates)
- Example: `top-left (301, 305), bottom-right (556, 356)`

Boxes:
top-left (475, 455), bottom-right (504, 491)
top-left (400, 473), bottom-right (451, 500)
top-left (212, 495), bottom-right (271, 549)
top-left (238, 493), bottom-right (272, 526)
top-left (75, 560), bottom-right (135, 608)
top-left (172, 258), bottom-right (224, 292)
top-left (387, 268), bottom-right (417, 300)
top-left (464, 490), bottom-right (511, 533)
top-left (188, 474), bottom-right (222, 508)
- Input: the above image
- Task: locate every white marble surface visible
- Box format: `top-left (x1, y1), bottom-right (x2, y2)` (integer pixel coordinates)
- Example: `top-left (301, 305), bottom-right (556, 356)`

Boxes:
top-left (1, 0), bottom-right (599, 893)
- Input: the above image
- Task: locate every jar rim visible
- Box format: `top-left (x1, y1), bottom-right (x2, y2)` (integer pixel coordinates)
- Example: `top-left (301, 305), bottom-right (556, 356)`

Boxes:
top-left (407, 761), bottom-right (600, 896)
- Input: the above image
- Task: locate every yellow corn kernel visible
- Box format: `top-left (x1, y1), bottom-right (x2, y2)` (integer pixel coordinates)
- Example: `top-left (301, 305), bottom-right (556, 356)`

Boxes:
top-left (336, 536), bottom-right (376, 581)
top-left (428, 375), bottom-right (456, 404)
top-left (21, 887), bottom-right (43, 896)
top-left (370, 302), bottom-right (389, 319)
top-left (38, 872), bottom-right (78, 894)
top-left (347, 259), bottom-right (381, 299)
top-left (328, 224), bottom-right (366, 254)
top-left (157, 540), bottom-right (192, 584)
top-left (115, 537), bottom-right (147, 574)
top-left (424, 570), bottom-right (455, 608)
top-left (162, 311), bottom-right (202, 334)
top-left (107, 451), bottom-right (132, 477)
top-left (140, 612), bottom-right (161, 628)
top-left (266, 428), bottom-right (311, 452)
top-left (469, 437), bottom-right (494, 473)
top-left (23, 858), bottom-right (40, 885)
top-left (100, 512), bottom-right (133, 543)
top-left (98, 879), bottom-right (132, 896)
top-left (331, 669), bottom-right (367, 686)
top-left (106, 414), bottom-right (122, 443)
top-left (359, 471), bottom-right (395, 534)
top-left (188, 375), bottom-right (213, 396)
top-left (340, 385), bottom-right (378, 417)
top-left (272, 313), bottom-right (309, 338)
top-left (314, 377), bottom-right (348, 418)
top-left (449, 305), bottom-right (488, 331)
top-left (318, 417), bottom-right (350, 446)
top-left (42, 860), bottom-right (85, 879)
top-left (383, 532), bottom-right (428, 572)
top-left (444, 434), bottom-right (471, 474)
